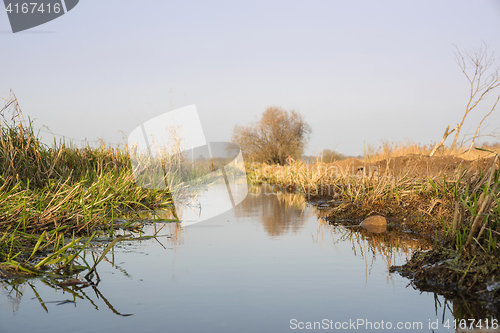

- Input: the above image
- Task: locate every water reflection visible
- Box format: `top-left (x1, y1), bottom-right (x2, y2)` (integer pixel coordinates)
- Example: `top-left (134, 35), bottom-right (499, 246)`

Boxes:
top-left (0, 217), bottom-right (181, 319)
top-left (312, 209), bottom-right (500, 321)
top-left (234, 186), bottom-right (311, 237)
top-left (1, 185), bottom-right (498, 331)
top-left (1, 275), bottom-right (132, 317)
top-left (315, 216), bottom-right (432, 264)
top-left (119, 210), bottom-right (184, 246)
top-left (312, 217), bottom-right (432, 288)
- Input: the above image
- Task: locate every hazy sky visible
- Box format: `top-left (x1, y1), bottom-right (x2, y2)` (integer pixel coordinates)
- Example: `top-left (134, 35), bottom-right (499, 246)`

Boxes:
top-left (1, 0), bottom-right (500, 156)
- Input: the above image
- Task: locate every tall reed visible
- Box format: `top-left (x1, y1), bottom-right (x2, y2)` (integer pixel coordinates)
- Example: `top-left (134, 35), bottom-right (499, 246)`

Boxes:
top-left (0, 95), bottom-right (176, 276)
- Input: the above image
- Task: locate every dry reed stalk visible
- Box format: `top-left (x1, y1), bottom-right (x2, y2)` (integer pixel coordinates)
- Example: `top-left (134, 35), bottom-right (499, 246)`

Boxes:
top-left (464, 155), bottom-right (499, 249)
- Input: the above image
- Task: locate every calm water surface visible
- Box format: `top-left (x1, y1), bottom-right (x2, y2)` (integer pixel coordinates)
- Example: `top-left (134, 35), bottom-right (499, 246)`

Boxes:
top-left (0, 185), bottom-right (465, 332)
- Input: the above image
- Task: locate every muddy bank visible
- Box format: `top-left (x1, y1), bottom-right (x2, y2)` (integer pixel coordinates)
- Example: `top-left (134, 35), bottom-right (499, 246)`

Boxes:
top-left (390, 245), bottom-right (500, 318)
top-left (309, 194), bottom-right (452, 241)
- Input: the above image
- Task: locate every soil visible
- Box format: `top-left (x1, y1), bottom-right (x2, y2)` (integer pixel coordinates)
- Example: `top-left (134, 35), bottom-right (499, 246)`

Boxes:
top-left (390, 245), bottom-right (500, 318)
top-left (330, 155), bottom-right (496, 178)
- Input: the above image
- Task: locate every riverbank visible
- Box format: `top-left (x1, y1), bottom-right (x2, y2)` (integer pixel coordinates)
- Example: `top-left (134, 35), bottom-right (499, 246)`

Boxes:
top-left (2, 95), bottom-right (500, 308)
top-left (0, 98), bottom-right (176, 278)
top-left (249, 152), bottom-right (500, 307)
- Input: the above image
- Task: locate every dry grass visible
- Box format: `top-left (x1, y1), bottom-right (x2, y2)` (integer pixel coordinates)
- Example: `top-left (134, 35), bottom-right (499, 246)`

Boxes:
top-left (366, 140), bottom-right (500, 162)
top-left (249, 149), bottom-right (500, 251)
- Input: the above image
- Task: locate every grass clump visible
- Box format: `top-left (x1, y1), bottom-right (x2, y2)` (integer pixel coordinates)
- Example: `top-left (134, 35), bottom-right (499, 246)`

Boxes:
top-left (0, 95), bottom-right (174, 278)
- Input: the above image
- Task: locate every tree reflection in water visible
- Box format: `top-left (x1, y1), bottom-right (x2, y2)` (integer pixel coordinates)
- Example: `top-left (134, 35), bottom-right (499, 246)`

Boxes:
top-left (233, 185), bottom-right (312, 237)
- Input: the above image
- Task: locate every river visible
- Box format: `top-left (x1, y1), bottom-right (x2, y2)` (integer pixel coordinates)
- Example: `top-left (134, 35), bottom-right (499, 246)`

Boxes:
top-left (0, 184), bottom-right (474, 332)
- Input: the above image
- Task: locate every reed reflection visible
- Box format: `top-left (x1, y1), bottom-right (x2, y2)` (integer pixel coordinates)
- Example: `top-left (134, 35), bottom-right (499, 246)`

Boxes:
top-left (310, 209), bottom-right (500, 319)
top-left (315, 207), bottom-right (433, 271)
top-left (0, 216), bottom-right (183, 317)
top-left (1, 273), bottom-right (132, 317)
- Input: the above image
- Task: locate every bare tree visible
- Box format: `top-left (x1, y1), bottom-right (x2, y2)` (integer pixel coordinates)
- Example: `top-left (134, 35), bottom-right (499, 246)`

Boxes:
top-left (450, 42), bottom-right (500, 151)
top-left (231, 106), bottom-right (311, 165)
top-left (466, 93), bottom-right (500, 157)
